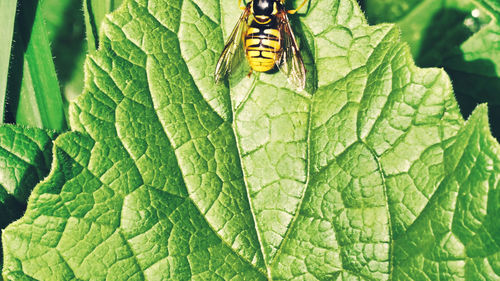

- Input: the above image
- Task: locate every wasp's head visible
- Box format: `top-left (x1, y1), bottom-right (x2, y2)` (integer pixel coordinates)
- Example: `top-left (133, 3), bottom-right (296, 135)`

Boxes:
top-left (252, 0), bottom-right (279, 16)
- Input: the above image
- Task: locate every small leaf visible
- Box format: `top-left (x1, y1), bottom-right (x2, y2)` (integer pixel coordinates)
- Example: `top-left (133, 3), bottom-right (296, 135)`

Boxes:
top-left (0, 125), bottom-right (56, 204)
top-left (0, 125), bottom-right (57, 267)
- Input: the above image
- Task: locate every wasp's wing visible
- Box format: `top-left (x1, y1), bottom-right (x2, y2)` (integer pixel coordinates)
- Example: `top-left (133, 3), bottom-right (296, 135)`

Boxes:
top-left (276, 11), bottom-right (306, 91)
top-left (214, 8), bottom-right (250, 83)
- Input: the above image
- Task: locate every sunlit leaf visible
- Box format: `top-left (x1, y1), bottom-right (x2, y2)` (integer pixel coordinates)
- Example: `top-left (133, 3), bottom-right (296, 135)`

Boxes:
top-left (2, 0), bottom-right (499, 279)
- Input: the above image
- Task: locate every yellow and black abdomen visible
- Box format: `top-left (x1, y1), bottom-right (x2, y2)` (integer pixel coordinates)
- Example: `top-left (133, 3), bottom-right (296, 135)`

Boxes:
top-left (244, 19), bottom-right (281, 72)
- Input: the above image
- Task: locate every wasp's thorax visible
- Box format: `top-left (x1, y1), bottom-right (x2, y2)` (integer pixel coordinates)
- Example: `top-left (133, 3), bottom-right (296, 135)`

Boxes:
top-left (215, 0), bottom-right (306, 89)
top-left (251, 0), bottom-right (281, 23)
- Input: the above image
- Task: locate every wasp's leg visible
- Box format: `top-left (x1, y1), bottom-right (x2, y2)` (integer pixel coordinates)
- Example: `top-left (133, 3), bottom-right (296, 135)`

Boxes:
top-left (239, 0), bottom-right (246, 10)
top-left (288, 0), bottom-right (308, 14)
top-left (247, 68), bottom-right (253, 77)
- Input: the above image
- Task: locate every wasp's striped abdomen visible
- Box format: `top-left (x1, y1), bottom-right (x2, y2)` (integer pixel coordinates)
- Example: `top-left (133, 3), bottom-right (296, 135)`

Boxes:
top-left (244, 20), bottom-right (281, 72)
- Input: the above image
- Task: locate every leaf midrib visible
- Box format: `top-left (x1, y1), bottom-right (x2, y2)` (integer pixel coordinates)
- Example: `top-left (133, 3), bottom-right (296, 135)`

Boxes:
top-left (215, 0), bottom-right (271, 276)
top-left (217, 3), bottom-right (399, 277)
top-left (109, 0), bottom-right (443, 278)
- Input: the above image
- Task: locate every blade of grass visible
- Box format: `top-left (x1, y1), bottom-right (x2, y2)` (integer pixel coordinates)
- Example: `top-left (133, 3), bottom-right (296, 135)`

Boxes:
top-left (0, 0), bottom-right (18, 124)
top-left (7, 0), bottom-right (66, 131)
top-left (41, 0), bottom-right (86, 119)
top-left (83, 0), bottom-right (123, 51)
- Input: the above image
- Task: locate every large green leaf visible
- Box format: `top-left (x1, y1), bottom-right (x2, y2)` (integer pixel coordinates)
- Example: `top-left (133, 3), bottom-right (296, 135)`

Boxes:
top-left (3, 0), bottom-right (499, 279)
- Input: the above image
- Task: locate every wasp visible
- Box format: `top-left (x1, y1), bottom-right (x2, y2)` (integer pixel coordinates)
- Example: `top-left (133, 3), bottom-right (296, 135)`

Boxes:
top-left (214, 0), bottom-right (308, 91)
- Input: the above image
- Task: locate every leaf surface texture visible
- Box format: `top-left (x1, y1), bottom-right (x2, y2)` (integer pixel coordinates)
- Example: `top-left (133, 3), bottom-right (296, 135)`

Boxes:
top-left (2, 0), bottom-right (499, 280)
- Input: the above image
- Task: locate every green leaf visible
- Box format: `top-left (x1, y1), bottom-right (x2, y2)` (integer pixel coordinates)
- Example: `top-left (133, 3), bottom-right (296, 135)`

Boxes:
top-left (0, 125), bottom-right (56, 225)
top-left (0, 0), bottom-right (18, 124)
top-left (0, 125), bottom-right (57, 267)
top-left (3, 0), bottom-right (500, 279)
top-left (6, 0), bottom-right (66, 130)
top-left (392, 104), bottom-right (500, 280)
top-left (364, 0), bottom-right (500, 139)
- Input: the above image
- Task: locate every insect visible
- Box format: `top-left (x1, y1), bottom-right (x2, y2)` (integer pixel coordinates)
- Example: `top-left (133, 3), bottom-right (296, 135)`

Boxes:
top-left (214, 0), bottom-right (308, 91)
